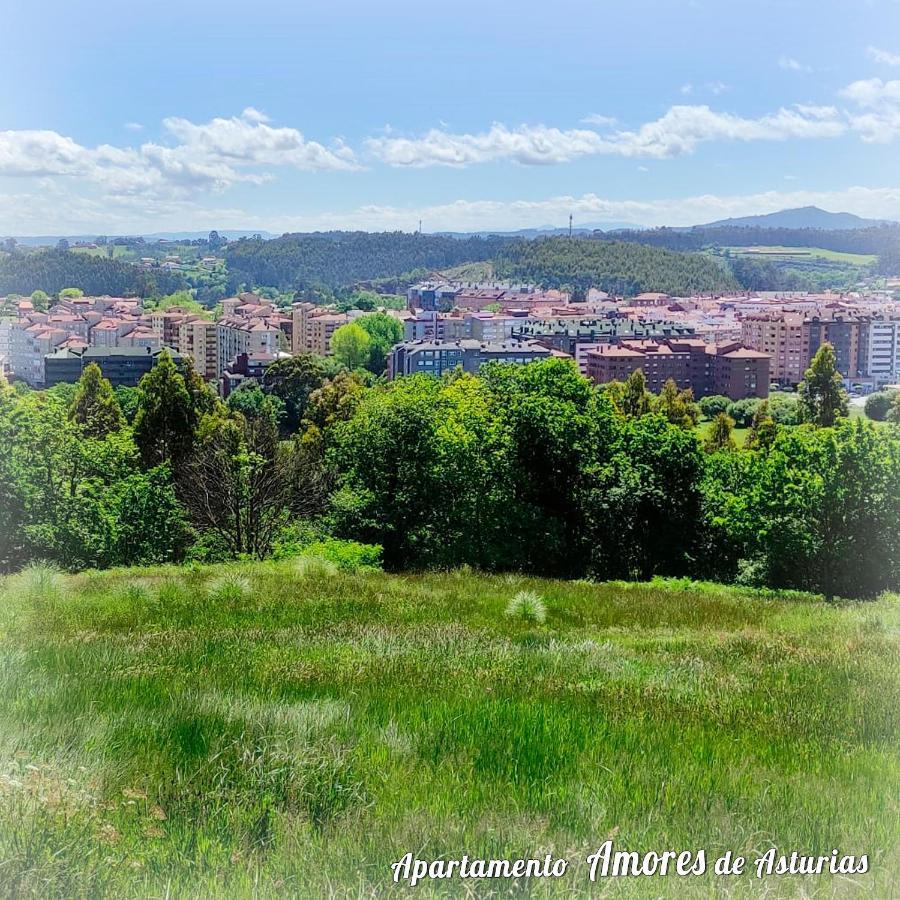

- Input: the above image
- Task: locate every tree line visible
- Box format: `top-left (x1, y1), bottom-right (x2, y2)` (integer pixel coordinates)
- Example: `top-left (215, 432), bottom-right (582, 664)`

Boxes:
top-left (0, 249), bottom-right (186, 297)
top-left (1, 340), bottom-right (897, 601)
top-left (494, 237), bottom-right (740, 295)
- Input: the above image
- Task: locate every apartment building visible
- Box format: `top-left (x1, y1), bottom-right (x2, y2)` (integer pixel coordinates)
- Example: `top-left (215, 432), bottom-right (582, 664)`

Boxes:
top-left (387, 339), bottom-right (553, 379)
top-left (178, 318), bottom-right (219, 380)
top-left (216, 317), bottom-right (281, 377)
top-left (512, 317), bottom-right (697, 356)
top-left (866, 320), bottom-right (900, 385)
top-left (0, 318), bottom-right (12, 375)
top-left (44, 346), bottom-right (184, 388)
top-left (585, 339), bottom-right (770, 400)
top-left (741, 313), bottom-right (808, 384)
top-left (291, 303), bottom-right (350, 355)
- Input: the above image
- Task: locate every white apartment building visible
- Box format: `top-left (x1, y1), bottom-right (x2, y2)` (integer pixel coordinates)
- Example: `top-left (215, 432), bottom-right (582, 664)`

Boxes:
top-left (216, 317), bottom-right (281, 377)
top-left (866, 320), bottom-right (900, 385)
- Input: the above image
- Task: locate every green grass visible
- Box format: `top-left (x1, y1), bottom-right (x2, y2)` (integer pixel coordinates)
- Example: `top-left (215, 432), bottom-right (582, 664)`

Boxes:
top-left (698, 419), bottom-right (750, 446)
top-left (0, 562), bottom-right (898, 897)
top-left (722, 246), bottom-right (877, 266)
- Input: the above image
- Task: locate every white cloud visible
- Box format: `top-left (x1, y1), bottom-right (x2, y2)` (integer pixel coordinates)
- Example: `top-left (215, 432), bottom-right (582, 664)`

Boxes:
top-left (867, 46), bottom-right (900, 66)
top-left (779, 56), bottom-right (812, 73)
top-left (124, 122), bottom-right (144, 131)
top-left (581, 113), bottom-right (617, 126)
top-left (0, 109), bottom-right (359, 204)
top-left (365, 104), bottom-right (846, 167)
top-left (840, 78), bottom-right (900, 141)
top-left (680, 83), bottom-right (694, 95)
top-left (6, 185), bottom-right (899, 236)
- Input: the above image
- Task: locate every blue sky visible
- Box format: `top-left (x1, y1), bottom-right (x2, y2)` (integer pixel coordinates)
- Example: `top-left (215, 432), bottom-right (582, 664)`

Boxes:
top-left (2, 0), bottom-right (900, 234)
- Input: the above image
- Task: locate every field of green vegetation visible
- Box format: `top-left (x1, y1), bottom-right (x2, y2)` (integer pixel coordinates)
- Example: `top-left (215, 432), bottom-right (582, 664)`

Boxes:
top-left (1, 561), bottom-right (897, 898)
top-left (722, 246), bottom-right (877, 266)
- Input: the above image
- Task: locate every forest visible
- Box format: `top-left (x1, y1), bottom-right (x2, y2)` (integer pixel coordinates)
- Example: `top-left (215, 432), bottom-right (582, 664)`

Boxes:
top-left (1, 345), bottom-right (898, 601)
top-left (0, 249), bottom-right (186, 297)
top-left (494, 237), bottom-right (740, 295)
top-left (224, 231), bottom-right (513, 290)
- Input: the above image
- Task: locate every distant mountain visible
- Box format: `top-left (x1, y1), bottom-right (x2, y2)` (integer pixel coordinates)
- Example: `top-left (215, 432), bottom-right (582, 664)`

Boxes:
top-left (434, 221), bottom-right (646, 239)
top-left (5, 230), bottom-right (275, 247)
top-left (698, 206), bottom-right (895, 231)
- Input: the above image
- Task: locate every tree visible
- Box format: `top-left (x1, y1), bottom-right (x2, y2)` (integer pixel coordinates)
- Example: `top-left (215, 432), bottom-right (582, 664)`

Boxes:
top-left (888, 393), bottom-right (900, 425)
top-left (654, 379), bottom-right (699, 427)
top-left (227, 383), bottom-right (285, 428)
top-left (56, 238), bottom-right (70, 252)
top-left (705, 412), bottom-right (737, 452)
top-left (699, 394), bottom-right (731, 419)
top-left (30, 290), bottom-right (50, 312)
top-left (68, 363), bottom-right (124, 439)
top-left (208, 230), bottom-right (225, 252)
top-left (133, 352), bottom-right (196, 467)
top-left (261, 353), bottom-right (330, 434)
top-left (179, 411), bottom-right (291, 559)
top-left (726, 398), bottom-right (761, 428)
top-left (620, 369), bottom-right (653, 418)
top-left (59, 287), bottom-right (83, 299)
top-left (798, 343), bottom-right (848, 427)
top-left (330, 323), bottom-right (372, 371)
top-left (356, 312), bottom-right (404, 374)
top-left (745, 400), bottom-right (777, 451)
top-left (865, 390), bottom-right (898, 422)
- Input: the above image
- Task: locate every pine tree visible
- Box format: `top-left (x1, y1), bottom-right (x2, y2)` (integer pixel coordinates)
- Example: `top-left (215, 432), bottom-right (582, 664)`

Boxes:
top-left (68, 363), bottom-right (124, 439)
top-left (798, 343), bottom-right (848, 427)
top-left (705, 412), bottom-right (737, 452)
top-left (133, 352), bottom-right (196, 468)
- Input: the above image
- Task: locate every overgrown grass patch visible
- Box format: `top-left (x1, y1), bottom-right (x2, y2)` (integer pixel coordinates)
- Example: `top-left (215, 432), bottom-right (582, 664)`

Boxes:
top-left (0, 564), bottom-right (897, 897)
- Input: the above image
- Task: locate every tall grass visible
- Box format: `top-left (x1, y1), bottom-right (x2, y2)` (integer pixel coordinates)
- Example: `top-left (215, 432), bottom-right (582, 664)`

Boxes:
top-left (0, 564), bottom-right (897, 897)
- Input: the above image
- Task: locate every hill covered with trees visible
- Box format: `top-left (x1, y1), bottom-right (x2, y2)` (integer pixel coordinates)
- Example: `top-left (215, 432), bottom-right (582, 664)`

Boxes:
top-left (494, 237), bottom-right (740, 295)
top-left (0, 249), bottom-right (186, 297)
top-left (224, 231), bottom-right (514, 291)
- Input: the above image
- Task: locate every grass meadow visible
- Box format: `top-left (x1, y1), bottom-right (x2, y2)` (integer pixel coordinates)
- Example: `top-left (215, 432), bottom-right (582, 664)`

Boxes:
top-left (0, 562), bottom-right (898, 898)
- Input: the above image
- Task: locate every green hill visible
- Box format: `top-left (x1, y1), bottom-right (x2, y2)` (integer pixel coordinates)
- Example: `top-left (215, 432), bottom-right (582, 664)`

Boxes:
top-left (494, 237), bottom-right (739, 295)
top-left (1, 561), bottom-right (897, 897)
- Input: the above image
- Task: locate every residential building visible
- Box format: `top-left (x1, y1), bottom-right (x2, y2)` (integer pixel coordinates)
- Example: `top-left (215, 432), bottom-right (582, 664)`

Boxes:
top-left (866, 319), bottom-right (900, 385)
top-left (585, 338), bottom-right (770, 400)
top-left (387, 339), bottom-right (554, 379)
top-left (178, 318), bottom-right (219, 380)
top-left (44, 346), bottom-right (184, 387)
top-left (216, 317), bottom-right (282, 377)
top-left (291, 303), bottom-right (349, 355)
top-left (741, 313), bottom-right (808, 384)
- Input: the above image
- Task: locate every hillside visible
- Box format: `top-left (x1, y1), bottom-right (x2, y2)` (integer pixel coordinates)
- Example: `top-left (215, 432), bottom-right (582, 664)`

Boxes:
top-left (1, 561), bottom-right (897, 897)
top-left (494, 236), bottom-right (739, 295)
top-left (0, 249), bottom-right (186, 297)
top-left (224, 231), bottom-right (514, 290)
top-left (700, 206), bottom-right (892, 230)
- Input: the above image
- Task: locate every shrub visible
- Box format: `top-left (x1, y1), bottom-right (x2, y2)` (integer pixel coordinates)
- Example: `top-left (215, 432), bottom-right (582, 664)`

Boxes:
top-left (726, 398), bottom-right (762, 428)
top-left (299, 539), bottom-right (383, 573)
top-left (699, 395), bottom-right (731, 420)
top-left (865, 390), bottom-right (899, 422)
top-left (504, 590), bottom-right (547, 624)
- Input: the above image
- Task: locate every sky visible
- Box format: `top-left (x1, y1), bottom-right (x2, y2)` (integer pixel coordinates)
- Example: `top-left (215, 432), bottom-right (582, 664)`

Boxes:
top-left (2, 0), bottom-right (900, 235)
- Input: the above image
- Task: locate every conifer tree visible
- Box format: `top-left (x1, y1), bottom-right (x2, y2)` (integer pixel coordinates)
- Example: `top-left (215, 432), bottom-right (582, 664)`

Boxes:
top-left (705, 412), bottom-right (737, 452)
top-left (746, 400), bottom-right (777, 451)
top-left (798, 343), bottom-right (848, 427)
top-left (621, 369), bottom-right (653, 418)
top-left (68, 363), bottom-right (124, 439)
top-left (133, 352), bottom-right (196, 468)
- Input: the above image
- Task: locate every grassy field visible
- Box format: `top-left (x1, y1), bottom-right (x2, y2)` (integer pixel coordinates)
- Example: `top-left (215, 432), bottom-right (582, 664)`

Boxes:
top-left (0, 562), bottom-right (898, 898)
top-left (722, 246), bottom-right (877, 266)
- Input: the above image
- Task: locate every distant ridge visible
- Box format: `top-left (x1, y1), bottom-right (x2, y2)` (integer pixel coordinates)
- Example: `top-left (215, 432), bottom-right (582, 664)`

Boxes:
top-left (697, 206), bottom-right (895, 230)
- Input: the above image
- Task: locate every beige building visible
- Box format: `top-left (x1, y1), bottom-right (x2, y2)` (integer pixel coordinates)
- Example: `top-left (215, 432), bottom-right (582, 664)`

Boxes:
top-left (216, 317), bottom-right (281, 377)
top-left (291, 302), bottom-right (349, 355)
top-left (741, 313), bottom-right (808, 384)
top-left (178, 318), bottom-right (218, 380)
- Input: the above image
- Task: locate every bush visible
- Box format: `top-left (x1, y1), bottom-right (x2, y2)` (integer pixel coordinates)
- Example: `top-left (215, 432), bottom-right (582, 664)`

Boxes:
top-left (865, 390), bottom-right (899, 422)
top-left (301, 539), bottom-right (383, 572)
top-left (726, 398), bottom-right (762, 428)
top-left (699, 395), bottom-right (731, 420)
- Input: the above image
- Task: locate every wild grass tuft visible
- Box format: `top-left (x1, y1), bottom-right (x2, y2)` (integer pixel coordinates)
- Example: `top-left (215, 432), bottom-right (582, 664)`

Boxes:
top-left (505, 589), bottom-right (547, 623)
top-left (10, 560), bottom-right (64, 605)
top-left (294, 555), bottom-right (339, 578)
top-left (206, 573), bottom-right (252, 605)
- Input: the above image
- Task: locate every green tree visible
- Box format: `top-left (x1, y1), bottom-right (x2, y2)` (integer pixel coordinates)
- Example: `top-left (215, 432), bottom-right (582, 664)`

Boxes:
top-left (888, 392), bottom-right (900, 425)
top-left (357, 312), bottom-right (404, 374)
top-left (133, 352), bottom-right (196, 467)
top-left (798, 343), bottom-right (848, 427)
top-left (654, 379), bottom-right (699, 427)
top-left (746, 400), bottom-right (777, 451)
top-left (330, 322), bottom-right (372, 370)
top-left (620, 369), bottom-right (653, 418)
top-left (261, 353), bottom-right (330, 434)
top-left (705, 412), bottom-right (737, 452)
top-left (698, 394), bottom-right (731, 419)
top-left (864, 390), bottom-right (898, 422)
top-left (30, 290), bottom-right (50, 312)
top-left (68, 363), bottom-right (124, 439)
top-left (58, 287), bottom-right (83, 299)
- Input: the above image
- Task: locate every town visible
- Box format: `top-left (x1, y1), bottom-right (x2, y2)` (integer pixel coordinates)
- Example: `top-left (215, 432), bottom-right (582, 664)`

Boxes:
top-left (2, 278), bottom-right (899, 400)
